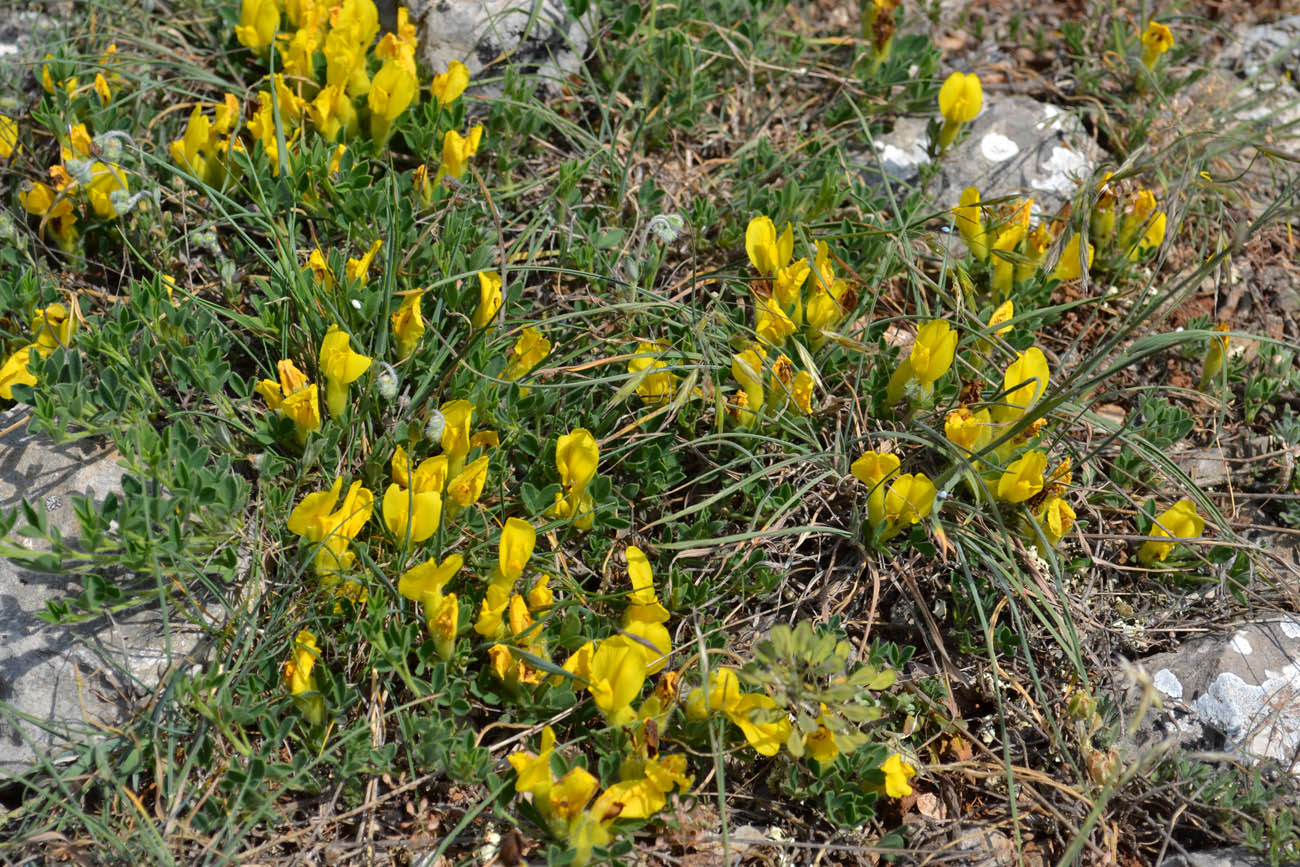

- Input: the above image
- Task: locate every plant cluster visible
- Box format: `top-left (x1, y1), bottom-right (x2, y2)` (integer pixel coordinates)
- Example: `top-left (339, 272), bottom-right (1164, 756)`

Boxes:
top-left (1, 0), bottom-right (1296, 864)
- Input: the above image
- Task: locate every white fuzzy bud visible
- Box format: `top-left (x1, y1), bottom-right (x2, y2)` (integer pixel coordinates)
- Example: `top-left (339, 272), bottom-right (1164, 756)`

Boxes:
top-left (647, 213), bottom-right (685, 244)
top-left (376, 362), bottom-right (399, 400)
top-left (66, 158), bottom-right (95, 185)
top-left (424, 410), bottom-right (445, 442)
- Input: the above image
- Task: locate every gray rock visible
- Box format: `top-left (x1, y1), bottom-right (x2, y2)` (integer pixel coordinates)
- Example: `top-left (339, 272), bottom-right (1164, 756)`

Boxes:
top-left (854, 95), bottom-right (1106, 220)
top-left (406, 0), bottom-right (594, 94)
top-left (1160, 846), bottom-right (1279, 867)
top-left (1171, 445), bottom-right (1230, 489)
top-left (0, 9), bottom-right (59, 97)
top-left (1216, 15), bottom-right (1300, 81)
top-left (0, 408), bottom-right (218, 772)
top-left (1123, 618), bottom-right (1300, 773)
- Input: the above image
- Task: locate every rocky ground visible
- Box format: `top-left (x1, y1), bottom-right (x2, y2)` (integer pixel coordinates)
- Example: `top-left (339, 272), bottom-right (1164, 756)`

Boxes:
top-left (1, 1), bottom-right (1299, 864)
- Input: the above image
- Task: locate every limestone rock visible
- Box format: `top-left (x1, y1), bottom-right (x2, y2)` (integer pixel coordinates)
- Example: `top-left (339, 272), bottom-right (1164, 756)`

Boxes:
top-left (856, 95), bottom-right (1106, 221)
top-left (1159, 846), bottom-right (1277, 867)
top-left (0, 9), bottom-right (59, 96)
top-left (0, 408), bottom-right (218, 772)
top-left (405, 0), bottom-right (593, 93)
top-left (1123, 618), bottom-right (1300, 773)
top-left (1216, 15), bottom-right (1300, 81)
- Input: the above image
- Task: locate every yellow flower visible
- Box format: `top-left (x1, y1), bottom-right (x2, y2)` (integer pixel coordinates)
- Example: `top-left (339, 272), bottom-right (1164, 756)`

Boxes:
top-left (502, 327), bottom-right (550, 393)
top-left (41, 54), bottom-right (77, 95)
top-left (474, 582), bottom-right (512, 639)
top-left (1034, 496), bottom-right (1076, 547)
top-left (773, 258), bottom-right (810, 314)
top-left (0, 115), bottom-right (17, 160)
top-left (413, 163), bottom-right (433, 206)
top-left (498, 517), bottom-right (537, 585)
top-left (988, 300), bottom-right (1014, 337)
top-left (803, 705), bottom-right (840, 764)
top-left (94, 73), bottom-right (112, 106)
top-left (255, 359), bottom-right (321, 444)
top-left (170, 105), bottom-right (212, 182)
top-left (0, 303), bottom-right (68, 399)
top-left (745, 216), bottom-right (793, 277)
top-left (551, 428), bottom-right (599, 531)
top-left (1198, 323), bottom-right (1231, 391)
top-left (937, 72), bottom-right (982, 151)
top-left (508, 725), bottom-right (557, 799)
top-left (345, 239), bottom-right (383, 285)
top-left (374, 32), bottom-right (416, 70)
top-left (1126, 211), bottom-right (1166, 261)
top-left (284, 629), bottom-right (325, 725)
top-left (791, 369), bottom-right (814, 414)
top-left (550, 767), bottom-right (600, 822)
top-left (1049, 234), bottom-right (1094, 282)
top-left (508, 593), bottom-right (536, 641)
top-left (728, 692), bottom-right (791, 757)
top-left (20, 180), bottom-right (77, 250)
top-left (439, 125), bottom-right (483, 181)
top-left (287, 476), bottom-right (374, 576)
top-left (587, 635), bottom-right (648, 725)
top-left (398, 553), bottom-right (463, 607)
top-left (591, 752), bottom-right (692, 820)
top-left (382, 483), bottom-right (441, 544)
top-left (684, 667), bottom-right (790, 756)
top-left (319, 324), bottom-right (371, 416)
top-left (755, 294), bottom-right (795, 346)
top-left (562, 640), bottom-right (595, 684)
top-left (305, 248), bottom-right (335, 289)
top-left (235, 0), bottom-right (280, 51)
top-left (308, 84), bottom-right (358, 142)
top-left (1141, 21), bottom-right (1174, 71)
top-left (995, 347), bottom-right (1050, 423)
top-left (731, 347), bottom-right (765, 427)
top-left (446, 454), bottom-right (490, 509)
top-left (1118, 189), bottom-right (1158, 251)
top-left (368, 58), bottom-right (419, 140)
top-left (31, 303), bottom-right (76, 355)
top-left (804, 241), bottom-right (851, 344)
top-left (989, 198), bottom-right (1031, 297)
top-left (488, 642), bottom-right (526, 689)
top-left (938, 72), bottom-right (983, 122)
top-left (391, 291), bottom-right (425, 359)
top-left (684, 666), bottom-right (742, 721)
top-left (996, 450), bottom-right (1049, 504)
top-left (85, 162), bottom-right (130, 219)
top-left (881, 472), bottom-right (938, 541)
top-left (0, 348), bottom-right (37, 400)
top-left (1138, 499), bottom-right (1205, 565)
top-left (622, 546), bottom-right (671, 674)
top-left (384, 446), bottom-right (448, 543)
top-left (281, 14), bottom-right (325, 80)
top-left (284, 629), bottom-right (319, 695)
top-left (628, 342), bottom-right (676, 405)
top-left (431, 59), bottom-right (470, 105)
top-left (472, 271), bottom-right (502, 330)
top-left (526, 573), bottom-right (554, 612)
top-left (851, 450), bottom-right (900, 527)
top-left (1015, 223), bottom-right (1053, 282)
top-left (881, 753), bottom-right (916, 798)
top-left (955, 186), bottom-right (988, 261)
top-left (886, 319), bottom-right (958, 404)
top-left (1091, 173), bottom-right (1118, 248)
top-left (248, 76), bottom-right (305, 172)
top-left (945, 406), bottom-right (993, 458)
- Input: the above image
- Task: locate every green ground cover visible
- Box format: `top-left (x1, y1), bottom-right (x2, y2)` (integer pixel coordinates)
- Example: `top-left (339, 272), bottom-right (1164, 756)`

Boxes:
top-left (2, 0), bottom-right (1299, 863)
